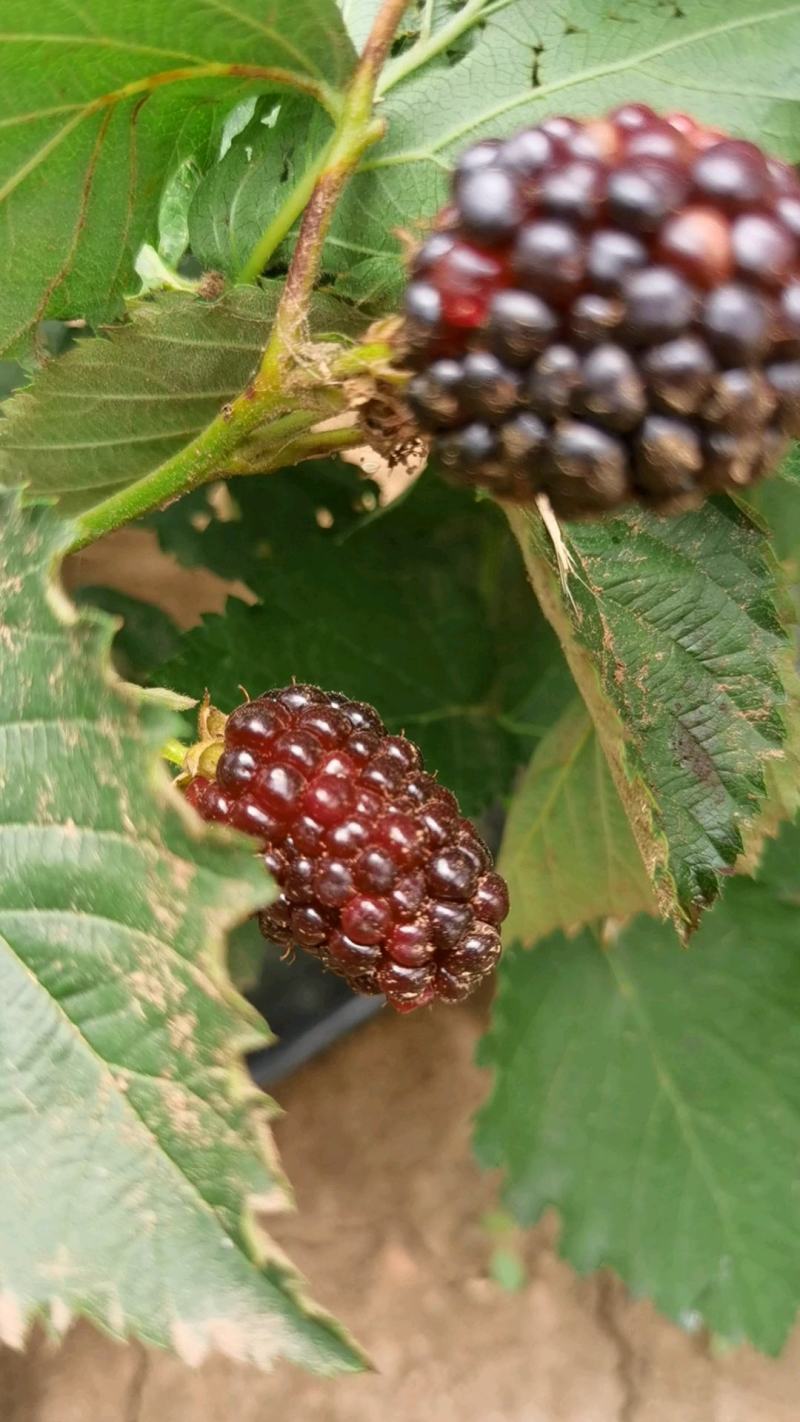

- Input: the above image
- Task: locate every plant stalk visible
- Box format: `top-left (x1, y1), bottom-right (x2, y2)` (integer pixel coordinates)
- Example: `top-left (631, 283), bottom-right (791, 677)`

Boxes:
top-left (69, 0), bottom-right (411, 554)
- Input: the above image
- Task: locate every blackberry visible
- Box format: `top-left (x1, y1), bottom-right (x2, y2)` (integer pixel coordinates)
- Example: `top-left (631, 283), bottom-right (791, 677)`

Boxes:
top-left (183, 687), bottom-right (508, 1013)
top-left (401, 104), bottom-right (799, 516)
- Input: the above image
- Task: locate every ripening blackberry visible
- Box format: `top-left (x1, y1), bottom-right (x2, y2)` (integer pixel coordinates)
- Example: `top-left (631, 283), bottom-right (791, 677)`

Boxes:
top-left (402, 104), bottom-right (800, 516)
top-left (183, 686), bottom-right (508, 1012)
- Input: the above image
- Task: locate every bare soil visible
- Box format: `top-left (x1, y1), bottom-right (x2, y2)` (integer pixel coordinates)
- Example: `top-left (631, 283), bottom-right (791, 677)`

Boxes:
top-left (2, 529), bottom-right (799, 1420)
top-left (3, 1000), bottom-right (800, 1420)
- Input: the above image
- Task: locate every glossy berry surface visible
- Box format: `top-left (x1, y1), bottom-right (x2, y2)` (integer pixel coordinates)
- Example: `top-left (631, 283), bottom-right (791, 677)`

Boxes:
top-left (403, 104), bottom-right (800, 516)
top-left (184, 687), bottom-right (508, 1012)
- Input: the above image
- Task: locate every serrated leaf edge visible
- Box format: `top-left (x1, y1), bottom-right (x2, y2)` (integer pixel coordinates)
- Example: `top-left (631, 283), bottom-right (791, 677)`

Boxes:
top-left (505, 504), bottom-right (677, 923)
top-left (1, 494), bottom-right (367, 1374)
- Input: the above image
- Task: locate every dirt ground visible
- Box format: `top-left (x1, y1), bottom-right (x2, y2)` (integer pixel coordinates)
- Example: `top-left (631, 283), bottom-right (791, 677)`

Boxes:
top-left (3, 1001), bottom-right (800, 1422)
top-left (2, 529), bottom-right (799, 1420)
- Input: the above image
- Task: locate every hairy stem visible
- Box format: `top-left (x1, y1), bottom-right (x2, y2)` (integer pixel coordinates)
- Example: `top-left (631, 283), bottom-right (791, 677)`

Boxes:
top-left (236, 141), bottom-right (334, 284)
top-left (256, 0), bottom-right (411, 382)
top-left (377, 0), bottom-right (491, 96)
top-left (69, 398), bottom-right (326, 551)
top-left (70, 0), bottom-right (411, 552)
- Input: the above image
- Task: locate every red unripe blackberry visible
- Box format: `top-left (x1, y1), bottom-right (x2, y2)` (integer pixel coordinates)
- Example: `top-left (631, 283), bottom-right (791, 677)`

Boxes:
top-left (402, 103), bottom-right (800, 515)
top-left (183, 687), bottom-right (508, 1012)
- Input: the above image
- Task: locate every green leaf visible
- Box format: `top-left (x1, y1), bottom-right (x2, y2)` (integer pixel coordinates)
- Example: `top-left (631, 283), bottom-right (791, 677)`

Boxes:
top-left (72, 587), bottom-right (181, 683)
top-left (0, 490), bottom-right (362, 1373)
top-left (752, 463), bottom-right (800, 571)
top-left (150, 465), bottom-right (572, 818)
top-left (188, 96), bottom-right (328, 277)
top-left (507, 499), bottom-right (789, 930)
top-left (0, 285), bottom-right (358, 515)
top-left (475, 815), bottom-right (800, 1355)
top-left (325, 0), bottom-right (800, 306)
top-left (776, 444), bottom-right (800, 485)
top-left (499, 699), bottom-right (656, 946)
top-left (227, 917), bottom-right (269, 993)
top-left (0, 0), bottom-right (355, 357)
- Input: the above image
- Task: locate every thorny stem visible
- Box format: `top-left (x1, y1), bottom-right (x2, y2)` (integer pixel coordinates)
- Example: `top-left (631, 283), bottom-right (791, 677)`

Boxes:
top-left (69, 0), bottom-right (411, 554)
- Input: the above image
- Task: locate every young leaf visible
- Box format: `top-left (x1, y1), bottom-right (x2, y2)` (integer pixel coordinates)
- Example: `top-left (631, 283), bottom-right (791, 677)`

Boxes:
top-left (324, 0), bottom-right (800, 306)
top-left (0, 0), bottom-right (355, 357)
top-left (188, 96), bottom-right (328, 276)
top-left (0, 286), bottom-right (358, 514)
top-left (476, 815), bottom-right (800, 1356)
top-left (150, 466), bottom-right (572, 818)
top-left (499, 699), bottom-right (656, 946)
top-left (507, 499), bottom-right (789, 931)
top-left (0, 490), bottom-right (362, 1373)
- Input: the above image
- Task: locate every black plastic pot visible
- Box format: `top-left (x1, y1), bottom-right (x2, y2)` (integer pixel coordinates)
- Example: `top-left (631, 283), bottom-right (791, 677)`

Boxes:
top-left (247, 949), bottom-right (384, 1086)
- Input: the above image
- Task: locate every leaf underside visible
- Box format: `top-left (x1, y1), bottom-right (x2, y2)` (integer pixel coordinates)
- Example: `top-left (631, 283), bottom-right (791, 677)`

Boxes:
top-left (0, 0), bottom-right (355, 357)
top-left (507, 499), bottom-right (789, 930)
top-left (498, 698), bottom-right (656, 946)
top-left (0, 286), bottom-right (359, 514)
top-left (476, 816), bottom-right (800, 1356)
top-left (326, 0), bottom-right (800, 307)
top-left (0, 490), bottom-right (362, 1374)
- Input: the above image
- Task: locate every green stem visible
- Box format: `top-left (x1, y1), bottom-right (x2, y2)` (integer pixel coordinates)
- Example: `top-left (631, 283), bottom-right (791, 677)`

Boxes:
top-left (161, 738), bottom-right (189, 769)
top-left (261, 422), bottom-right (364, 467)
top-left (330, 339), bottom-right (395, 378)
top-left (70, 395), bottom-right (317, 551)
top-left (376, 0), bottom-right (489, 96)
top-left (69, 0), bottom-right (412, 553)
top-left (253, 0), bottom-right (410, 379)
top-left (419, 0), bottom-right (436, 42)
top-left (236, 140), bottom-right (334, 284)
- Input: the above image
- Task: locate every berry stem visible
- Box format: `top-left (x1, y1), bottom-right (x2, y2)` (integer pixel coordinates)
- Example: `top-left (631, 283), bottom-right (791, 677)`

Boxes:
top-left (255, 0), bottom-right (411, 385)
top-left (68, 0), bottom-right (410, 554)
top-left (161, 738), bottom-right (189, 769)
top-left (68, 395), bottom-right (327, 551)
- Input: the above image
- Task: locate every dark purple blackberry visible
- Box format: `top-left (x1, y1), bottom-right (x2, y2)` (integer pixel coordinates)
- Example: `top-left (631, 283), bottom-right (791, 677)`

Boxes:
top-left (407, 359), bottom-right (463, 430)
top-left (570, 292), bottom-right (624, 346)
top-left (400, 105), bottom-right (798, 515)
top-left (184, 689), bottom-right (508, 1012)
top-left (642, 335), bottom-right (716, 415)
top-left (606, 159), bottom-right (688, 233)
top-left (700, 283), bottom-right (774, 363)
top-left (622, 266), bottom-right (698, 345)
top-left (512, 219), bottom-right (586, 301)
top-left (543, 421), bottom-right (629, 512)
top-left (539, 159), bottom-right (606, 224)
top-left (528, 344), bottom-right (582, 418)
top-left (488, 289), bottom-right (559, 363)
top-left (587, 228), bottom-right (648, 291)
top-left (461, 351), bottom-right (522, 420)
top-left (573, 344), bottom-right (646, 430)
top-left (458, 167), bottom-right (524, 244)
top-left (634, 414), bottom-right (703, 500)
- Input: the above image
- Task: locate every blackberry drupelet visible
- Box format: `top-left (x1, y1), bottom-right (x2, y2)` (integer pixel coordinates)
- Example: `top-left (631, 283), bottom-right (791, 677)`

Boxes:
top-left (403, 105), bottom-right (800, 516)
top-left (183, 686), bottom-right (508, 1013)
